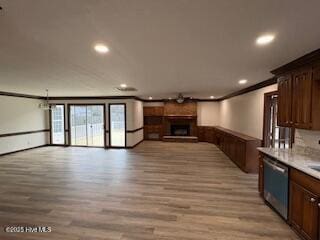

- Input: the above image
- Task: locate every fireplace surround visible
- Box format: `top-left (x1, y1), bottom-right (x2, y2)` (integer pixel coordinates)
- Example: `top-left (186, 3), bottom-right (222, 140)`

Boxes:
top-left (163, 116), bottom-right (197, 137)
top-left (171, 124), bottom-right (190, 136)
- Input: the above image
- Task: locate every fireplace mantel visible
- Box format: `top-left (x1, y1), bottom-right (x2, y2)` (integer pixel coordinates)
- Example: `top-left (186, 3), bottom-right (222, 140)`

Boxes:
top-left (164, 115), bottom-right (196, 119)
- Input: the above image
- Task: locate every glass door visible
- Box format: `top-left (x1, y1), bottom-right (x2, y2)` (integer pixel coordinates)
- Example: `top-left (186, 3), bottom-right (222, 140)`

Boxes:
top-left (109, 104), bottom-right (126, 147)
top-left (51, 104), bottom-right (65, 144)
top-left (87, 105), bottom-right (104, 147)
top-left (70, 105), bottom-right (105, 147)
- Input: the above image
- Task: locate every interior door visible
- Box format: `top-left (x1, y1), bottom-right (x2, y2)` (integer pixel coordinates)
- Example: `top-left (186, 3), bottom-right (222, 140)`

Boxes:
top-left (109, 104), bottom-right (126, 147)
top-left (70, 105), bottom-right (105, 147)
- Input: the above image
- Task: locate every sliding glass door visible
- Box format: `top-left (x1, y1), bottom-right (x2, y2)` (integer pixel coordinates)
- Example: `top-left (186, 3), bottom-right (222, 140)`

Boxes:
top-left (51, 104), bottom-right (65, 144)
top-left (70, 105), bottom-right (105, 147)
top-left (109, 104), bottom-right (126, 147)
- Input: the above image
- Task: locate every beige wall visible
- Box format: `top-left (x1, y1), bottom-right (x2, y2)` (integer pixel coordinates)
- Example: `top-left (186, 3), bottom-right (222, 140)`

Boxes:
top-left (0, 95), bottom-right (48, 155)
top-left (197, 102), bottom-right (220, 126)
top-left (220, 84), bottom-right (278, 139)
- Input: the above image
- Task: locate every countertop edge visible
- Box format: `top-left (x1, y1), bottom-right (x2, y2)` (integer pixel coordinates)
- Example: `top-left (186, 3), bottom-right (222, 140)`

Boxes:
top-left (258, 148), bottom-right (320, 181)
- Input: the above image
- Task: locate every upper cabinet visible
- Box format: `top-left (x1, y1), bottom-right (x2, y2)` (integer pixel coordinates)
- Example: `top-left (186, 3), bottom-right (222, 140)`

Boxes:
top-left (278, 74), bottom-right (293, 127)
top-left (272, 50), bottom-right (320, 130)
top-left (291, 68), bottom-right (313, 129)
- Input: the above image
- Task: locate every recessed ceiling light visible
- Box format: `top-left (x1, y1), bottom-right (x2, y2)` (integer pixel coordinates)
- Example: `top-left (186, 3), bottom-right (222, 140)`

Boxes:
top-left (210, 96), bottom-right (215, 99)
top-left (148, 96), bottom-right (153, 100)
top-left (120, 83), bottom-right (127, 88)
top-left (94, 44), bottom-right (109, 54)
top-left (168, 97), bottom-right (172, 100)
top-left (239, 79), bottom-right (248, 85)
top-left (256, 34), bottom-right (275, 45)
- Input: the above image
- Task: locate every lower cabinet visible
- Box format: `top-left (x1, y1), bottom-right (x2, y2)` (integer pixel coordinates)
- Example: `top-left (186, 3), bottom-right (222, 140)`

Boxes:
top-left (259, 153), bottom-right (320, 240)
top-left (289, 169), bottom-right (320, 240)
top-left (198, 126), bottom-right (261, 173)
top-left (258, 155), bottom-right (264, 196)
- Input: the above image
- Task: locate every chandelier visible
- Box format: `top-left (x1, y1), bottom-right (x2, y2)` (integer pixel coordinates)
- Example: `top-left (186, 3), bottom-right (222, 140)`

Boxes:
top-left (39, 89), bottom-right (56, 110)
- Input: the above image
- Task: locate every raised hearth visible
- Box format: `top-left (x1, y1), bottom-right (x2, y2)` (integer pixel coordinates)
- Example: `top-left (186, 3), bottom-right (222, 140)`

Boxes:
top-left (163, 136), bottom-right (198, 143)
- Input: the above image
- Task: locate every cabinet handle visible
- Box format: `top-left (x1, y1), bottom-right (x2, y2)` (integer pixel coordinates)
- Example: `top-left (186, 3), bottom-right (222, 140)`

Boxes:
top-left (310, 198), bottom-right (316, 203)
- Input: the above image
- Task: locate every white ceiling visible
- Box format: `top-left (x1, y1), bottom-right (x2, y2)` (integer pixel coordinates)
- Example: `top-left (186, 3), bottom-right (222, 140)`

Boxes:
top-left (0, 0), bottom-right (320, 99)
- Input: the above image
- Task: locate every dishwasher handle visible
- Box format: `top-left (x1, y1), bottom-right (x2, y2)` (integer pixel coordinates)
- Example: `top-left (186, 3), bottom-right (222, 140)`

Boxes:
top-left (264, 158), bottom-right (287, 174)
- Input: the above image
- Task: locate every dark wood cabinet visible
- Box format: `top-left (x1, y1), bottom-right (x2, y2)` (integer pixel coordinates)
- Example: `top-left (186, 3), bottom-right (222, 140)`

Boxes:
top-left (289, 169), bottom-right (320, 240)
top-left (274, 61), bottom-right (320, 130)
top-left (290, 181), bottom-right (304, 231)
top-left (259, 152), bottom-right (320, 240)
top-left (258, 154), bottom-right (264, 196)
top-left (198, 126), bottom-right (261, 173)
top-left (197, 126), bottom-right (206, 142)
top-left (292, 68), bottom-right (313, 129)
top-left (278, 74), bottom-right (293, 127)
top-left (143, 107), bottom-right (164, 140)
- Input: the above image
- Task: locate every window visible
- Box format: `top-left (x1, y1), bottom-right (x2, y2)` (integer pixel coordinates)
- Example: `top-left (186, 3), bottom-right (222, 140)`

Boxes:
top-left (51, 105), bottom-right (65, 144)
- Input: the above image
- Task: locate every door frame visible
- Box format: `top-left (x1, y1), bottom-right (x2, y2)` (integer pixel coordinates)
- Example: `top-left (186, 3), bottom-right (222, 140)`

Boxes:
top-left (67, 103), bottom-right (106, 148)
top-left (108, 103), bottom-right (127, 148)
top-left (263, 91), bottom-right (294, 148)
top-left (49, 103), bottom-right (66, 146)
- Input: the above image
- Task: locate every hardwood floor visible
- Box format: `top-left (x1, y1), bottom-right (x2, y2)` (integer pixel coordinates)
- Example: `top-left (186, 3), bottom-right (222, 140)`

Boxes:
top-left (0, 141), bottom-right (298, 240)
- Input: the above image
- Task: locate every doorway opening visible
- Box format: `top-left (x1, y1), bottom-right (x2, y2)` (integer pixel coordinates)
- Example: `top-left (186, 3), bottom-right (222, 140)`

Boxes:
top-left (109, 104), bottom-right (126, 147)
top-left (69, 105), bottom-right (105, 147)
top-left (263, 91), bottom-right (293, 148)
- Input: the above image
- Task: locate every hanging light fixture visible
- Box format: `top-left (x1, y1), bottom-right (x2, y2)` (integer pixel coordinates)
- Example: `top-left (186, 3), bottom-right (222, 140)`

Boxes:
top-left (39, 89), bottom-right (56, 110)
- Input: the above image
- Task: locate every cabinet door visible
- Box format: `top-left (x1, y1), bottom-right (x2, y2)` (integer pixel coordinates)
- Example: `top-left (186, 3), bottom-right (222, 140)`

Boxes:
top-left (312, 64), bottom-right (320, 130)
top-left (290, 181), bottom-right (304, 230)
top-left (292, 68), bottom-right (313, 129)
top-left (278, 74), bottom-right (293, 127)
top-left (197, 127), bottom-right (205, 141)
top-left (290, 181), bottom-right (319, 240)
top-left (301, 191), bottom-right (318, 240)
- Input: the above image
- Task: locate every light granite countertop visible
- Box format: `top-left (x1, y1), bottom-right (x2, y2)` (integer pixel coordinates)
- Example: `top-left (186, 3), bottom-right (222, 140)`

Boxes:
top-left (258, 147), bottom-right (320, 180)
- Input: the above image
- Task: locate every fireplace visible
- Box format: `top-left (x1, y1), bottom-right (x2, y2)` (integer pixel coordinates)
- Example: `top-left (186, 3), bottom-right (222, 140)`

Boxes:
top-left (171, 124), bottom-right (190, 136)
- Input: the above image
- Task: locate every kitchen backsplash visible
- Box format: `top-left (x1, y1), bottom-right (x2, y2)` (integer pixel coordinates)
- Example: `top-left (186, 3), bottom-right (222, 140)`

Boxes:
top-left (294, 129), bottom-right (320, 151)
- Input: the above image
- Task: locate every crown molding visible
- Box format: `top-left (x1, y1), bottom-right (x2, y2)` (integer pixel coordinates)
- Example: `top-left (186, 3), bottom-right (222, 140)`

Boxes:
top-left (0, 77), bottom-right (276, 103)
top-left (217, 77), bottom-right (277, 101)
top-left (271, 48), bottom-right (320, 75)
top-left (0, 91), bottom-right (45, 99)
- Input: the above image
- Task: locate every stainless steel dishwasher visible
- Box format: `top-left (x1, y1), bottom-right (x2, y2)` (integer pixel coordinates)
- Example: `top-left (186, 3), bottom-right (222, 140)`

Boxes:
top-left (263, 156), bottom-right (289, 220)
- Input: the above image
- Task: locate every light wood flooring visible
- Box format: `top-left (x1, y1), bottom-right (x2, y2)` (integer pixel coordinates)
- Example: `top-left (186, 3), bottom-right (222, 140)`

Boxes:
top-left (0, 141), bottom-right (298, 240)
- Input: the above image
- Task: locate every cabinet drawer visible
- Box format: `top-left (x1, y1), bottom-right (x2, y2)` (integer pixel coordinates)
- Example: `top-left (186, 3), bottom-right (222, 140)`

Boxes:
top-left (290, 168), bottom-right (320, 196)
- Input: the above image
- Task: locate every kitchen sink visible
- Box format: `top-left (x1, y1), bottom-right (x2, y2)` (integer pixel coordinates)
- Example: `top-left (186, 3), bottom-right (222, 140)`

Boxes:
top-left (309, 165), bottom-right (320, 172)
